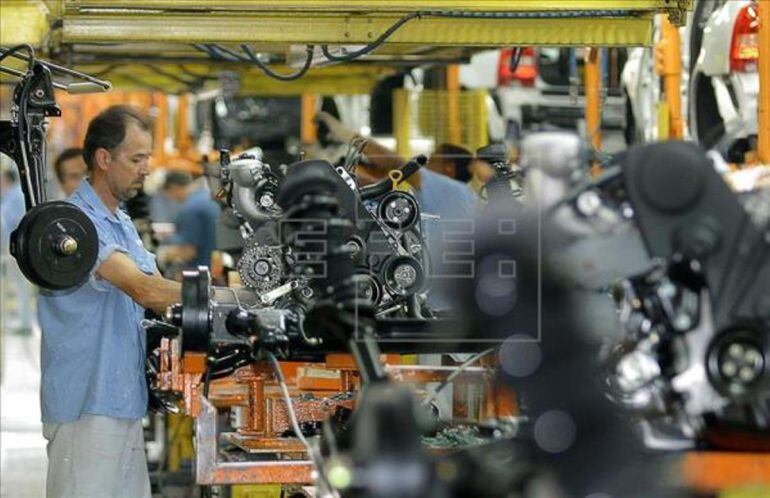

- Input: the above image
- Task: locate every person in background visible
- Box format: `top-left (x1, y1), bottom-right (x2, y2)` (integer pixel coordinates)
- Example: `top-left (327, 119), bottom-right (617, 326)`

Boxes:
top-left (1, 168), bottom-right (24, 252)
top-left (53, 147), bottom-right (87, 198)
top-left (159, 173), bottom-right (220, 269)
top-left (425, 143), bottom-right (473, 182)
top-left (37, 105), bottom-right (182, 498)
top-left (1, 167), bottom-right (34, 334)
top-left (467, 156), bottom-right (496, 198)
top-left (149, 170), bottom-right (191, 223)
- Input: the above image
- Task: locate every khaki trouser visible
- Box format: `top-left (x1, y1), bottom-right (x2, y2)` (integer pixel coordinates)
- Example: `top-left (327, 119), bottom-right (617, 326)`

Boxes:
top-left (43, 415), bottom-right (151, 498)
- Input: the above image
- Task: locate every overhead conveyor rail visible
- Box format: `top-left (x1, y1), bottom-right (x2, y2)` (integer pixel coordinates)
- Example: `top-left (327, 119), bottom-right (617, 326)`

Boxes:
top-left (22, 1), bottom-right (692, 48)
top-left (0, 0), bottom-right (693, 94)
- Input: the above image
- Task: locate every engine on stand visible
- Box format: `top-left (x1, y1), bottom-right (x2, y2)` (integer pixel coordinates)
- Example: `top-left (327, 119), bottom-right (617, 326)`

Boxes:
top-left (145, 148), bottom-right (517, 491)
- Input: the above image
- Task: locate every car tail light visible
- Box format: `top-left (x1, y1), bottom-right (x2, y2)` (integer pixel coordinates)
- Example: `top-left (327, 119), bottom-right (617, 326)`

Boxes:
top-left (498, 47), bottom-right (537, 87)
top-left (730, 3), bottom-right (759, 72)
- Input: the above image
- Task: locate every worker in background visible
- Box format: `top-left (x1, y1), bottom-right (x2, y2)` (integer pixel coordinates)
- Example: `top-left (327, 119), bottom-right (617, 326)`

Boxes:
top-left (37, 106), bottom-right (182, 498)
top-left (149, 170), bottom-right (191, 223)
top-left (1, 166), bottom-right (34, 334)
top-left (53, 147), bottom-right (87, 198)
top-left (315, 111), bottom-right (478, 220)
top-left (467, 156), bottom-right (495, 197)
top-left (158, 172), bottom-right (220, 271)
top-left (468, 143), bottom-right (523, 200)
top-left (426, 143), bottom-right (473, 182)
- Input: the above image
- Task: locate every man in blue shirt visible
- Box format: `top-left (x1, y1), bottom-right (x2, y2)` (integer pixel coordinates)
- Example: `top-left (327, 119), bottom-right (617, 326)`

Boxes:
top-left (37, 106), bottom-right (181, 498)
top-left (159, 175), bottom-right (220, 270)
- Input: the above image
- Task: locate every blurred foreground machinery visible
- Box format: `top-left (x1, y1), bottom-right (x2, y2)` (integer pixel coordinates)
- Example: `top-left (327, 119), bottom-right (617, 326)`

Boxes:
top-left (522, 132), bottom-right (770, 452)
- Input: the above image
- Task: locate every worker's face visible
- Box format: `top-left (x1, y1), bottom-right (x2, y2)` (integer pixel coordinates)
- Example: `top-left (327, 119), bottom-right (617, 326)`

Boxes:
top-left (58, 156), bottom-right (87, 197)
top-left (99, 123), bottom-right (152, 202)
top-left (166, 184), bottom-right (189, 203)
top-left (470, 159), bottom-right (495, 183)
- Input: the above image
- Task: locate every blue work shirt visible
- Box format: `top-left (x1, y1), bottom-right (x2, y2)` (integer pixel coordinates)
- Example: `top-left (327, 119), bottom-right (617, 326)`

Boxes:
top-left (37, 180), bottom-right (157, 423)
top-left (415, 168), bottom-right (479, 221)
top-left (172, 187), bottom-right (219, 267)
top-left (414, 169), bottom-right (479, 309)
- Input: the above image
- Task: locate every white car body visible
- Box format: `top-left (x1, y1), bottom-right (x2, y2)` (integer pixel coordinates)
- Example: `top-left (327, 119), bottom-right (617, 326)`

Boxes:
top-left (621, 17), bottom-right (691, 143)
top-left (621, 47), bottom-right (660, 143)
top-left (622, 0), bottom-right (759, 153)
top-left (691, 0), bottom-right (759, 143)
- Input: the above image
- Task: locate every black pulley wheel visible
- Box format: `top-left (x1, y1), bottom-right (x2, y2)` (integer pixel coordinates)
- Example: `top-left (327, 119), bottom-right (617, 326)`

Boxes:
top-left (10, 201), bottom-right (98, 290)
top-left (180, 266), bottom-right (212, 352)
top-left (382, 255), bottom-right (425, 297)
top-left (378, 191), bottom-right (419, 230)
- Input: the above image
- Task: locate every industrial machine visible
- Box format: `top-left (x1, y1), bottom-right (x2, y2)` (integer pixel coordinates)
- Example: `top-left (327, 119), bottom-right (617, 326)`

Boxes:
top-left (144, 141), bottom-right (519, 491)
top-left (0, 44), bottom-right (110, 290)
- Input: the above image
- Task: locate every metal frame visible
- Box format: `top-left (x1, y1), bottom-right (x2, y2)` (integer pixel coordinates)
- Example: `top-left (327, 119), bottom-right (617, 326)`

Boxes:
top-left (195, 396), bottom-right (314, 485)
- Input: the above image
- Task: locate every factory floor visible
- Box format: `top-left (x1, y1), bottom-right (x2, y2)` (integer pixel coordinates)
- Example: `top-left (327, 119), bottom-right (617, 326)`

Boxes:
top-left (1, 327), bottom-right (47, 498)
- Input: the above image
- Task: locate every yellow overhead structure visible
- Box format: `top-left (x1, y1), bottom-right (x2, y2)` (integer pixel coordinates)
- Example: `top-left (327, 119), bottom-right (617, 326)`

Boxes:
top-left (0, 1), bottom-right (49, 47)
top-left (2, 1), bottom-right (693, 93)
top-left (7, 1), bottom-right (691, 49)
top-left (71, 62), bottom-right (393, 95)
top-left (56, 0), bottom-right (684, 47)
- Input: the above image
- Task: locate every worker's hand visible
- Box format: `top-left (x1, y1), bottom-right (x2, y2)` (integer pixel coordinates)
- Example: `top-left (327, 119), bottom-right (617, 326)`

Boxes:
top-left (316, 111), bottom-right (357, 144)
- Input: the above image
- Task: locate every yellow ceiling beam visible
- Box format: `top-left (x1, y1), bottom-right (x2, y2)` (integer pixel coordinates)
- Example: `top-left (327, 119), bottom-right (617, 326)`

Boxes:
top-left (0, 1), bottom-right (50, 47)
top-left (62, 1), bottom-right (685, 13)
top-left (63, 13), bottom-right (655, 46)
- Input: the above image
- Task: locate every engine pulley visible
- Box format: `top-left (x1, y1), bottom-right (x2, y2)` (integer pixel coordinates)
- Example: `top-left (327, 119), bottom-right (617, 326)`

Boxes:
top-left (179, 266), bottom-right (212, 352)
top-left (10, 201), bottom-right (98, 290)
top-left (382, 255), bottom-right (425, 296)
top-left (378, 191), bottom-right (419, 230)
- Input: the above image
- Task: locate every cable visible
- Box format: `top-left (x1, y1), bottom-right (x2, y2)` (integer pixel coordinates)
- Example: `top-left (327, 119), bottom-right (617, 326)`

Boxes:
top-left (205, 44), bottom-right (249, 62)
top-left (193, 9), bottom-right (635, 78)
top-left (296, 314), bottom-right (322, 346)
top-left (265, 351), bottom-right (332, 490)
top-left (202, 365), bottom-right (213, 398)
top-left (508, 47), bottom-right (523, 73)
top-left (321, 9), bottom-right (635, 63)
top-left (145, 64), bottom-right (202, 87)
top-left (0, 44), bottom-right (35, 71)
top-left (422, 348), bottom-right (496, 408)
top-left (321, 12), bottom-right (421, 62)
top-left (193, 43), bottom-right (316, 81)
top-left (241, 44), bottom-right (315, 82)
